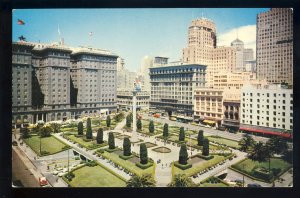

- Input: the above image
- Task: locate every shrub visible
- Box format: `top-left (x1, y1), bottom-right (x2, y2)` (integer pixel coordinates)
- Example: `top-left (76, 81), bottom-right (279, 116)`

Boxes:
top-left (202, 138), bottom-right (209, 156)
top-left (20, 127), bottom-right (30, 139)
top-left (197, 130), bottom-right (204, 146)
top-left (272, 168), bottom-right (281, 176)
top-left (197, 154), bottom-right (214, 160)
top-left (108, 132), bottom-right (115, 149)
top-left (40, 126), bottom-right (53, 137)
top-left (86, 118), bottom-right (93, 139)
top-left (137, 119), bottom-right (142, 130)
top-left (96, 128), bottom-right (104, 144)
top-left (41, 151), bottom-right (50, 156)
top-left (174, 161), bottom-right (192, 170)
top-left (77, 121), bottom-right (83, 135)
top-left (123, 137), bottom-right (131, 156)
top-left (179, 127), bottom-right (185, 141)
top-left (106, 115), bottom-right (111, 127)
top-left (252, 167), bottom-right (273, 181)
top-left (50, 123), bottom-right (61, 133)
top-left (163, 123), bottom-right (169, 138)
top-left (140, 143), bottom-right (148, 164)
top-left (179, 144), bottom-right (188, 165)
top-left (126, 115), bottom-right (131, 127)
top-left (115, 112), bottom-right (125, 122)
top-left (75, 156), bottom-right (80, 160)
top-left (65, 172), bottom-right (75, 181)
top-left (149, 120), bottom-right (154, 133)
top-left (136, 162), bottom-right (153, 169)
top-left (86, 160), bottom-right (98, 167)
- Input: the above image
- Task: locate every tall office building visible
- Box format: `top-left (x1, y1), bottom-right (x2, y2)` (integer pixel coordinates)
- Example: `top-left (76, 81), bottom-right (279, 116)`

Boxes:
top-left (117, 57), bottom-right (125, 72)
top-left (231, 38), bottom-right (244, 72)
top-left (256, 8), bottom-right (293, 85)
top-left (12, 41), bottom-right (118, 125)
top-left (182, 18), bottom-right (236, 87)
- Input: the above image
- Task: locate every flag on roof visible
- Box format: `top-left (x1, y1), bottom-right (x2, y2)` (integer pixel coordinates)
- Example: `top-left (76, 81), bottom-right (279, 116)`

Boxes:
top-left (17, 19), bottom-right (25, 25)
top-left (89, 32), bottom-right (93, 36)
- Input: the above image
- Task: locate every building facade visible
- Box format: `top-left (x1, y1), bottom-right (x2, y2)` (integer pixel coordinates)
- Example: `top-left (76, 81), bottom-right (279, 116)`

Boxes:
top-left (117, 90), bottom-right (150, 110)
top-left (117, 69), bottom-right (136, 91)
top-left (12, 41), bottom-right (118, 126)
top-left (231, 38), bottom-right (244, 72)
top-left (194, 88), bottom-right (223, 127)
top-left (240, 83), bottom-right (293, 137)
top-left (213, 71), bottom-right (256, 90)
top-left (256, 8), bottom-right (293, 85)
top-left (182, 18), bottom-right (236, 87)
top-left (150, 64), bottom-right (206, 117)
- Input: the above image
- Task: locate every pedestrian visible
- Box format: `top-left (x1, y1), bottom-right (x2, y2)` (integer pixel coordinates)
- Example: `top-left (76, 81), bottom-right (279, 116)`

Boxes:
top-left (56, 178), bottom-right (58, 182)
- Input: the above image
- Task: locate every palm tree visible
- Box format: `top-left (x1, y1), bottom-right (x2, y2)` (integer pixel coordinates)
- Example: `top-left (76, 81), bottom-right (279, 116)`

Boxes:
top-left (239, 133), bottom-right (255, 152)
top-left (126, 174), bottom-right (156, 187)
top-left (248, 142), bottom-right (269, 163)
top-left (266, 136), bottom-right (288, 155)
top-left (167, 174), bottom-right (195, 187)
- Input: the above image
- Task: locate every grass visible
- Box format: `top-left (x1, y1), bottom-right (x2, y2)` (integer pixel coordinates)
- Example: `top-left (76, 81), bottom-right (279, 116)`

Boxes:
top-left (67, 165), bottom-right (126, 187)
top-left (207, 136), bottom-right (240, 149)
top-left (24, 134), bottom-right (69, 156)
top-left (67, 135), bottom-right (104, 150)
top-left (231, 158), bottom-right (292, 182)
top-left (173, 154), bottom-right (227, 177)
top-left (101, 151), bottom-right (154, 176)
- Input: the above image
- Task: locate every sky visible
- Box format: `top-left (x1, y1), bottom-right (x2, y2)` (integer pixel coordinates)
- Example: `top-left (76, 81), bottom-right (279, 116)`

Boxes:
top-left (13, 8), bottom-right (269, 72)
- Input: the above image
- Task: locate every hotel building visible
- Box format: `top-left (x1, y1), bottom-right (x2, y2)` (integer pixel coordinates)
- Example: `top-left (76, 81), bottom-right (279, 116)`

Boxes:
top-left (12, 41), bottom-right (118, 126)
top-left (117, 90), bottom-right (150, 111)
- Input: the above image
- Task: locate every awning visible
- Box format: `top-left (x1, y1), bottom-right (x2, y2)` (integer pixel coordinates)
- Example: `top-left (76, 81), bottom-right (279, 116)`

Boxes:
top-left (239, 127), bottom-right (292, 139)
top-left (203, 120), bottom-right (215, 124)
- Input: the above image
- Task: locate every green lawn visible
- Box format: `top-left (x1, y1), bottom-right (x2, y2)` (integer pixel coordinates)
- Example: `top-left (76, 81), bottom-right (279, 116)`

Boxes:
top-left (207, 136), bottom-right (240, 149)
top-left (232, 158), bottom-right (292, 182)
top-left (67, 135), bottom-right (105, 150)
top-left (101, 151), bottom-right (154, 176)
top-left (24, 135), bottom-right (69, 156)
top-left (68, 165), bottom-right (126, 187)
top-left (173, 155), bottom-right (227, 177)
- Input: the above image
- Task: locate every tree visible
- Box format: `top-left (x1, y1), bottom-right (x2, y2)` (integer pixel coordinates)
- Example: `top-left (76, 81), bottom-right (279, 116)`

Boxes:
top-left (123, 137), bottom-right (131, 156)
top-left (77, 121), bottom-right (83, 135)
top-left (126, 115), bottom-right (131, 127)
top-left (50, 123), bottom-right (61, 133)
top-left (266, 136), bottom-right (288, 155)
top-left (86, 118), bottom-right (93, 139)
top-left (202, 138), bottom-right (210, 156)
top-left (197, 130), bottom-right (204, 146)
top-left (126, 174), bottom-right (156, 187)
top-left (167, 174), bottom-right (195, 187)
top-left (179, 144), bottom-right (188, 165)
top-left (149, 120), bottom-right (154, 133)
top-left (140, 143), bottom-right (148, 164)
top-left (282, 150), bottom-right (293, 163)
top-left (163, 123), bottom-right (169, 138)
top-left (248, 142), bottom-right (269, 162)
top-left (137, 119), bottom-right (142, 131)
top-left (238, 133), bottom-right (255, 152)
top-left (106, 115), bottom-right (111, 127)
top-left (108, 132), bottom-right (115, 149)
top-left (40, 126), bottom-right (53, 137)
top-left (179, 127), bottom-right (185, 141)
top-left (20, 127), bottom-right (30, 139)
top-left (96, 128), bottom-right (104, 144)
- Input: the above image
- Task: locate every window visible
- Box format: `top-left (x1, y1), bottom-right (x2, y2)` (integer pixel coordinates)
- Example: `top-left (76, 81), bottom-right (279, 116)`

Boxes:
top-left (273, 105), bottom-right (276, 109)
top-left (273, 112), bottom-right (276, 116)
top-left (273, 123), bottom-right (276, 127)
top-left (274, 93), bottom-right (276, 97)
top-left (266, 105), bottom-right (269, 109)
top-left (283, 93), bottom-right (286, 97)
top-left (257, 121), bottom-right (260, 125)
top-left (282, 124), bottom-right (285, 129)
top-left (283, 112), bottom-right (285, 116)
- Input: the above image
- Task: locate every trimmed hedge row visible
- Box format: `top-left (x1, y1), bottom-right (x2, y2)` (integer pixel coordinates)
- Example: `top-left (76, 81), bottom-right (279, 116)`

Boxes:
top-left (197, 154), bottom-right (214, 160)
top-left (105, 148), bottom-right (119, 153)
top-left (119, 154), bottom-right (134, 160)
top-left (174, 161), bottom-right (192, 170)
top-left (135, 161), bottom-right (153, 170)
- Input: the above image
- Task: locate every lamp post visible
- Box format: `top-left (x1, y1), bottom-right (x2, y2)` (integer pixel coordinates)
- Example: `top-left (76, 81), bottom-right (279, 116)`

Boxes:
top-left (40, 134), bottom-right (42, 155)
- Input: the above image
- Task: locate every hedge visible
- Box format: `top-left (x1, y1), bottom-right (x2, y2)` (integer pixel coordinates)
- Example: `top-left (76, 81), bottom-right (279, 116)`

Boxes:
top-left (174, 161), bottom-right (192, 170)
top-left (105, 148), bottom-right (119, 153)
top-left (197, 154), bottom-right (214, 160)
top-left (135, 161), bottom-right (153, 170)
top-left (119, 154), bottom-right (134, 160)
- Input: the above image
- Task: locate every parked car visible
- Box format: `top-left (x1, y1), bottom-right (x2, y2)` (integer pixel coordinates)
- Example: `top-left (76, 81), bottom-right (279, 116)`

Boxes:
top-left (52, 170), bottom-right (59, 175)
top-left (39, 177), bottom-right (48, 186)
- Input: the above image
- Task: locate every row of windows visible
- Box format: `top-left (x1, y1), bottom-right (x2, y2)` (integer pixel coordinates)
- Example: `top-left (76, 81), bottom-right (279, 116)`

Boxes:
top-left (242, 92), bottom-right (292, 97)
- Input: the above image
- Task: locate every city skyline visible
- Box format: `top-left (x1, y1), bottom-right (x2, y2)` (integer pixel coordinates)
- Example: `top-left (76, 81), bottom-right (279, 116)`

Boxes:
top-left (13, 8), bottom-right (268, 72)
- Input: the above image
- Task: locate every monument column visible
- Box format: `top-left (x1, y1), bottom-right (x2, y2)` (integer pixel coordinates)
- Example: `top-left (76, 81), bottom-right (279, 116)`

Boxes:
top-left (131, 91), bottom-right (137, 142)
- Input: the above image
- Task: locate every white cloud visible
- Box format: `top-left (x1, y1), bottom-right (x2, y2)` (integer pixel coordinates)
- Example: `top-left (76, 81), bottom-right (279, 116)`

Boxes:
top-left (217, 25), bottom-right (256, 57)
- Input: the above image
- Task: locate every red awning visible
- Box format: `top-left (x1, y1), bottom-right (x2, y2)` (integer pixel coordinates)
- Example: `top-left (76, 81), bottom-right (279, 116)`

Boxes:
top-left (239, 127), bottom-right (292, 139)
